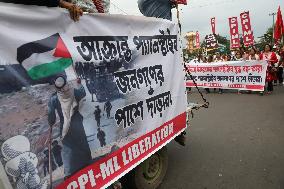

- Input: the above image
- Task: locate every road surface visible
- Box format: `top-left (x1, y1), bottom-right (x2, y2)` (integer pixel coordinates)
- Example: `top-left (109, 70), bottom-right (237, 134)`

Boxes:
top-left (159, 86), bottom-right (284, 189)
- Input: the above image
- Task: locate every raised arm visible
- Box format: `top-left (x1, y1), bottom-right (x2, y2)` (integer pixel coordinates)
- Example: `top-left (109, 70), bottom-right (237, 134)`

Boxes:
top-left (0, 0), bottom-right (83, 21)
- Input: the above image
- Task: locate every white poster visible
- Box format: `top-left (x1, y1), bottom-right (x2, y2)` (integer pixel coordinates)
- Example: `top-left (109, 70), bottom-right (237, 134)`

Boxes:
top-left (186, 60), bottom-right (268, 91)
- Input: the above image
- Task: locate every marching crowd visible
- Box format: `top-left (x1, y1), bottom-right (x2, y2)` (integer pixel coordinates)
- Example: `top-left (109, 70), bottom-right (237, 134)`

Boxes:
top-left (188, 44), bottom-right (284, 95)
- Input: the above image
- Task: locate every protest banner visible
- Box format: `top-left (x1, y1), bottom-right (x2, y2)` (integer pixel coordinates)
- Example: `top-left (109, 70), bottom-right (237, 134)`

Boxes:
top-left (211, 17), bottom-right (216, 34)
top-left (0, 3), bottom-right (187, 189)
top-left (228, 17), bottom-right (241, 49)
top-left (196, 31), bottom-right (200, 49)
top-left (186, 61), bottom-right (268, 91)
top-left (240, 11), bottom-right (254, 47)
top-left (205, 34), bottom-right (219, 49)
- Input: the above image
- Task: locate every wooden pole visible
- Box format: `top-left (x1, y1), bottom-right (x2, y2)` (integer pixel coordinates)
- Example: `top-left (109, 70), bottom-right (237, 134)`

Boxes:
top-left (48, 126), bottom-right (53, 189)
top-left (176, 5), bottom-right (181, 33)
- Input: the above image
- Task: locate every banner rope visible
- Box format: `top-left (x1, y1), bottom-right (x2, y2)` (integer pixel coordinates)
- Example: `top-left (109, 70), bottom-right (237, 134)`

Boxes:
top-left (176, 4), bottom-right (209, 114)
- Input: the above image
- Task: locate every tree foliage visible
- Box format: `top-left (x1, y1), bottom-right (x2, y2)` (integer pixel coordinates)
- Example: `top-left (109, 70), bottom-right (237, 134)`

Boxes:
top-left (256, 27), bottom-right (273, 50)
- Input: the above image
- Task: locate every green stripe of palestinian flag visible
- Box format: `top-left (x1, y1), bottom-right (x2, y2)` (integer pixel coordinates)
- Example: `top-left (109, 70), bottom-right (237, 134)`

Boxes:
top-left (17, 33), bottom-right (72, 80)
top-left (27, 58), bottom-right (72, 80)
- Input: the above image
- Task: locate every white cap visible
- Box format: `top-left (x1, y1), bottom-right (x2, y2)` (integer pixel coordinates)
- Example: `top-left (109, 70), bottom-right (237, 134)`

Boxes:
top-left (54, 76), bottom-right (66, 89)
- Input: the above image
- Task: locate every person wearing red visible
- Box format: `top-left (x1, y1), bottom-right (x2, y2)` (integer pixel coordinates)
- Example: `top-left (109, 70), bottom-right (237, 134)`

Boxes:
top-left (260, 44), bottom-right (278, 94)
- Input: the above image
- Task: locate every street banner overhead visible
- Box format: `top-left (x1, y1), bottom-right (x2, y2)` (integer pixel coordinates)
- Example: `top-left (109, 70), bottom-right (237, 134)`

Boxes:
top-left (228, 17), bottom-right (241, 49)
top-left (0, 3), bottom-right (187, 189)
top-left (240, 11), bottom-right (254, 47)
top-left (186, 61), bottom-right (268, 91)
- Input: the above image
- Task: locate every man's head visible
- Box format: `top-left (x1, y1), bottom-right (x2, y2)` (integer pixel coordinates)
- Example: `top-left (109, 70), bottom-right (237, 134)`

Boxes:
top-left (52, 140), bottom-right (58, 146)
top-left (215, 52), bottom-right (221, 59)
top-left (264, 44), bottom-right (272, 53)
top-left (54, 76), bottom-right (72, 98)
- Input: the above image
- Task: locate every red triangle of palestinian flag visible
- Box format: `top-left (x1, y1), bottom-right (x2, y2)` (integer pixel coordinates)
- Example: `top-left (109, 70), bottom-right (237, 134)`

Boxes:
top-left (17, 33), bottom-right (72, 80)
top-left (53, 36), bottom-right (72, 58)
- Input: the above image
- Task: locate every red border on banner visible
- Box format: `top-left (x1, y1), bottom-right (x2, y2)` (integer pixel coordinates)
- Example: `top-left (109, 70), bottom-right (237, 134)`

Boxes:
top-left (186, 82), bottom-right (264, 91)
top-left (245, 85), bottom-right (264, 90)
top-left (56, 112), bottom-right (186, 189)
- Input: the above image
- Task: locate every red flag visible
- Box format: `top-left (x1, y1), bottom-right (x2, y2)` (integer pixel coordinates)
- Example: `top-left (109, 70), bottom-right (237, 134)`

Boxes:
top-left (274, 6), bottom-right (284, 43)
top-left (240, 11), bottom-right (254, 47)
top-left (174, 0), bottom-right (187, 5)
top-left (211, 17), bottom-right (216, 34)
top-left (228, 17), bottom-right (241, 49)
top-left (196, 31), bottom-right (200, 48)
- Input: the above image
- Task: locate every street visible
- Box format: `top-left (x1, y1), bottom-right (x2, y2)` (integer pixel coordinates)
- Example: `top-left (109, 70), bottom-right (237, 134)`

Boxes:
top-left (159, 86), bottom-right (284, 189)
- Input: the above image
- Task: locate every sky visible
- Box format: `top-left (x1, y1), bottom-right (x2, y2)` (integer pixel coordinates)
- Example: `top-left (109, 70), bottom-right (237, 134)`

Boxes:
top-left (109, 0), bottom-right (283, 43)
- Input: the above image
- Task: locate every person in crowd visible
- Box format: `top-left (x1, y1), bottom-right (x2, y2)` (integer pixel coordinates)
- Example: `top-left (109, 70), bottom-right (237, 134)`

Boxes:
top-left (48, 76), bottom-right (92, 178)
top-left (0, 0), bottom-right (83, 21)
top-left (202, 56), bottom-right (208, 63)
top-left (236, 47), bottom-right (258, 94)
top-left (104, 99), bottom-right (112, 119)
top-left (222, 54), bottom-right (227, 61)
top-left (273, 45), bottom-right (283, 86)
top-left (247, 47), bottom-right (260, 60)
top-left (212, 53), bottom-right (224, 94)
top-left (97, 127), bottom-right (106, 147)
top-left (204, 55), bottom-right (214, 94)
top-left (43, 149), bottom-right (57, 176)
top-left (256, 47), bottom-right (261, 56)
top-left (94, 105), bottom-right (102, 127)
top-left (138, 0), bottom-right (178, 21)
top-left (226, 54), bottom-right (232, 61)
top-left (260, 44), bottom-right (278, 94)
top-left (234, 50), bottom-right (243, 61)
top-left (277, 45), bottom-right (284, 86)
top-left (197, 54), bottom-right (204, 63)
top-left (52, 140), bottom-right (63, 167)
top-left (240, 47), bottom-right (248, 60)
top-left (214, 52), bottom-right (222, 62)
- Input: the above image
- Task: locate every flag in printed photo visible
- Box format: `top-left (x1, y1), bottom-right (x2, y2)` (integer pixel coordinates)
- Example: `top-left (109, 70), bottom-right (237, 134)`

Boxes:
top-left (17, 33), bottom-right (72, 80)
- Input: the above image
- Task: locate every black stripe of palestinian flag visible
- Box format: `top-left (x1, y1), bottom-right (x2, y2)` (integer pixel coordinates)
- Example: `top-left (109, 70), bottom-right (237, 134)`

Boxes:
top-left (17, 33), bottom-right (72, 80)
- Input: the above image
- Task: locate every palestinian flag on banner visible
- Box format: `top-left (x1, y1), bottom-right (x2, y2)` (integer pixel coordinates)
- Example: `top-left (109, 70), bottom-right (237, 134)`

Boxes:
top-left (17, 33), bottom-right (72, 80)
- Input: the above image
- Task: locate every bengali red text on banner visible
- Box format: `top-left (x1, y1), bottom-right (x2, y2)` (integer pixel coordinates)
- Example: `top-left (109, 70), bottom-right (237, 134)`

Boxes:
top-left (186, 61), bottom-right (268, 91)
top-left (228, 17), bottom-right (241, 49)
top-left (240, 11), bottom-right (254, 47)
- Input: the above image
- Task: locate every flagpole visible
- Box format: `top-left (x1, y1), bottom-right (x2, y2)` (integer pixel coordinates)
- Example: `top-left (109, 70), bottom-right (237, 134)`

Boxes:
top-left (48, 125), bottom-right (53, 189)
top-left (269, 12), bottom-right (276, 44)
top-left (176, 4), bottom-right (181, 33)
